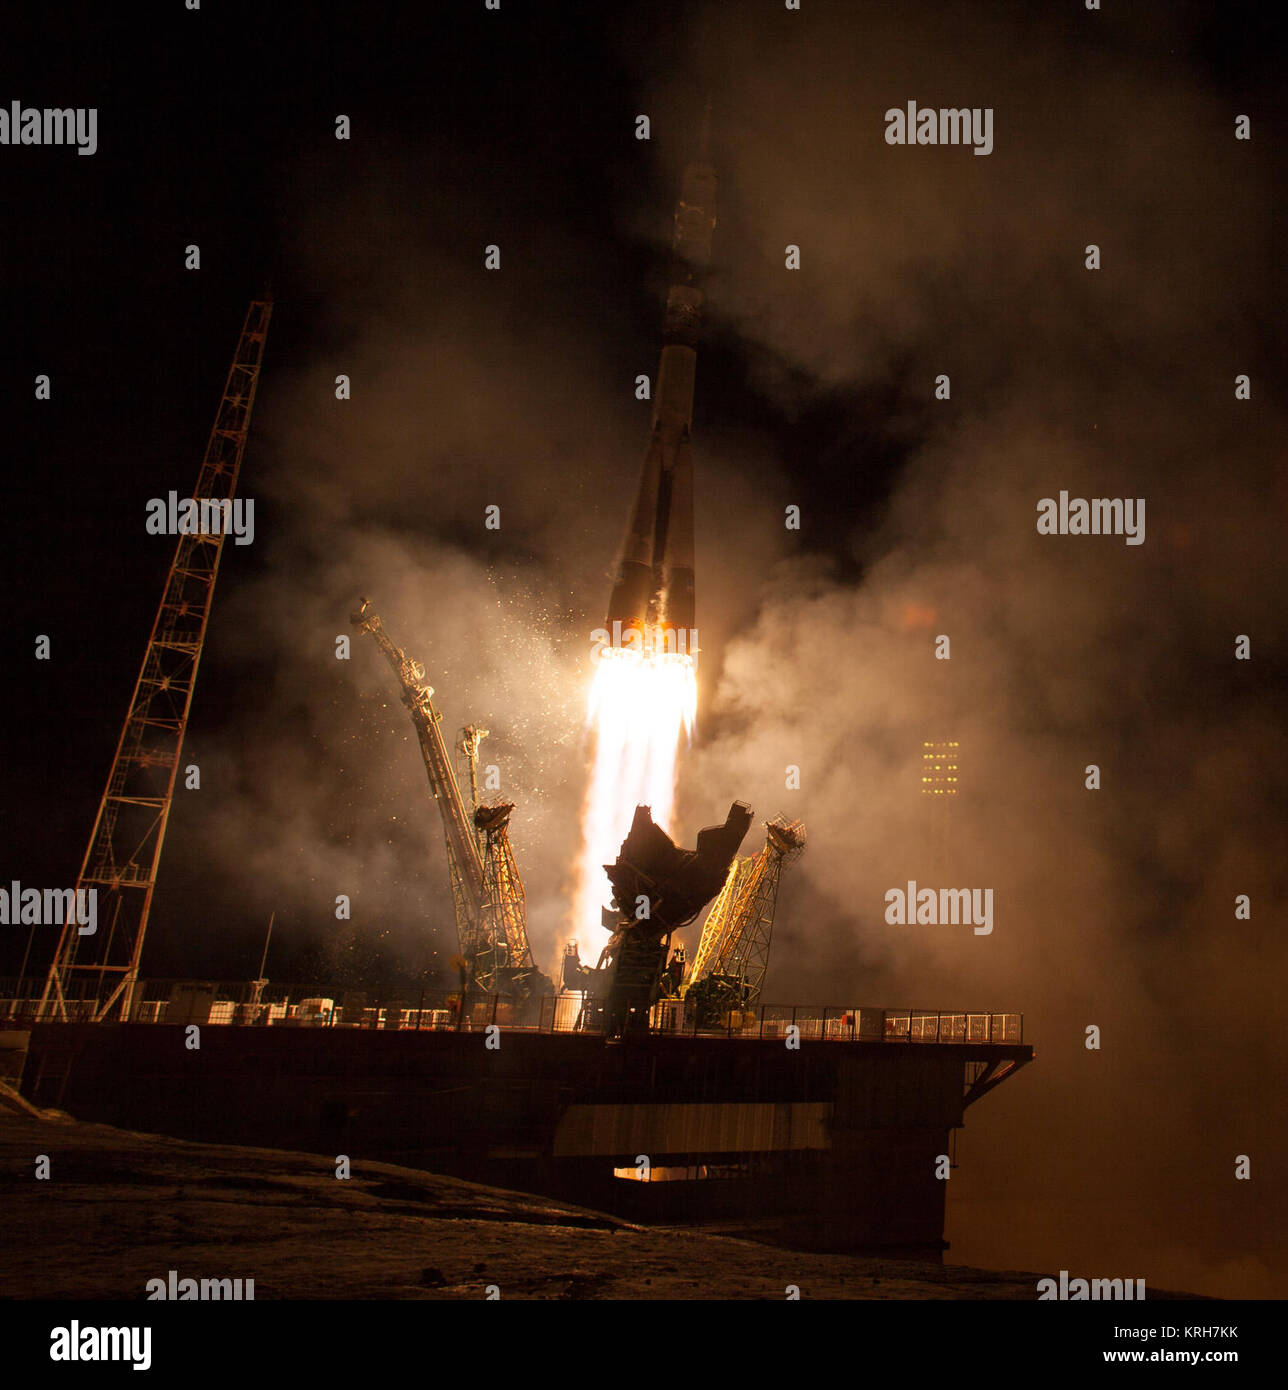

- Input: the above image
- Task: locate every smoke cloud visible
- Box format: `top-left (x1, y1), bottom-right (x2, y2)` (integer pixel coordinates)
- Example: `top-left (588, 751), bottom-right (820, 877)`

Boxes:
top-left (659, 4), bottom-right (1286, 1298)
top-left (152, 1), bottom-right (1283, 1297)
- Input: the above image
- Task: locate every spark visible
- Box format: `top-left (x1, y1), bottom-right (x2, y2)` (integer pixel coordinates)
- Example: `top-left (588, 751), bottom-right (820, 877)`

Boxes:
top-left (572, 638), bottom-right (697, 960)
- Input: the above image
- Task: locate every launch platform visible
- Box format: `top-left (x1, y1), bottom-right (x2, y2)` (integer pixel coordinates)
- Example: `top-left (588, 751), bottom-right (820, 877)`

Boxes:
top-left (13, 996), bottom-right (1031, 1255)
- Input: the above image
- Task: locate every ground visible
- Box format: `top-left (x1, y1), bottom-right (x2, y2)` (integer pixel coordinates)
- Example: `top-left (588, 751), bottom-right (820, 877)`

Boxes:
top-left (0, 1102), bottom-right (1202, 1301)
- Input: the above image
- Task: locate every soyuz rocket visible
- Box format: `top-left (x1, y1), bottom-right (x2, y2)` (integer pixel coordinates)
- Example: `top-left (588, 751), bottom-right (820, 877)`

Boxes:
top-left (604, 109), bottom-right (716, 653)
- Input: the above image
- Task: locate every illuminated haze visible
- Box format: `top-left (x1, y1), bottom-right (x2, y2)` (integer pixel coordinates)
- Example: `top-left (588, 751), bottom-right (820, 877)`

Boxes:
top-left (139, 3), bottom-right (1283, 1297)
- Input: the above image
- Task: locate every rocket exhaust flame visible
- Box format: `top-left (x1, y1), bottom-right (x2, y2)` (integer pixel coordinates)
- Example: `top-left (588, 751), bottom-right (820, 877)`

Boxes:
top-left (572, 109), bottom-right (715, 960)
top-left (572, 640), bottom-right (697, 958)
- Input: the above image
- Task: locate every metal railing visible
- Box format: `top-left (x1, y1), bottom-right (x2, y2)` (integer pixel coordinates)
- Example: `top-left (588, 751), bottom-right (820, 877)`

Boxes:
top-left (653, 1003), bottom-right (1022, 1044)
top-left (0, 978), bottom-right (1021, 1044)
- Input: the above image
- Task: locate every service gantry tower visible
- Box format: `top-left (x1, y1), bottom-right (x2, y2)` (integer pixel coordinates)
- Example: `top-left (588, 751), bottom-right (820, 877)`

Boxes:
top-left (688, 814), bottom-right (806, 1003)
top-left (352, 600), bottom-right (539, 994)
top-left (40, 297), bottom-right (273, 1022)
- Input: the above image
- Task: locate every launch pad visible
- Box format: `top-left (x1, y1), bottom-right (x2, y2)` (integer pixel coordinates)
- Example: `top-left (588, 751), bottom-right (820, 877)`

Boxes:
top-left (11, 119), bottom-right (1035, 1267)
top-left (14, 1005), bottom-right (1030, 1255)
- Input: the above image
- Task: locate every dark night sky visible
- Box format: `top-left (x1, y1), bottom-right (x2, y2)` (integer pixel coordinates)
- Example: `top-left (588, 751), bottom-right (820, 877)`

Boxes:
top-left (2, 0), bottom-right (923, 985)
top-left (1, 1), bottom-right (1286, 1298)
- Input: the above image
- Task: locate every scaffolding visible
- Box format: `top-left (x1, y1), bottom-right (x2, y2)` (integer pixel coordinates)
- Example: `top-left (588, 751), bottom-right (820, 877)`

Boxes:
top-left (39, 298), bottom-right (273, 1022)
top-left (688, 814), bottom-right (805, 1003)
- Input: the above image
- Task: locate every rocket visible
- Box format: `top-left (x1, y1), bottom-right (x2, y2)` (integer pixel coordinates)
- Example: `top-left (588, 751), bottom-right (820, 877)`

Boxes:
top-left (605, 105), bottom-right (716, 656)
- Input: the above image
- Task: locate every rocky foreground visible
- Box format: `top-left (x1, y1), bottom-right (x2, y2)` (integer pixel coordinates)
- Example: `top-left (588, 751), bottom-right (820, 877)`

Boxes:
top-left (0, 1102), bottom-right (1199, 1300)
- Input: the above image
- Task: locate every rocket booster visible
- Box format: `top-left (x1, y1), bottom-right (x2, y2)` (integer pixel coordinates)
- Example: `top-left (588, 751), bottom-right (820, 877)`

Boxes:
top-left (605, 108), bottom-right (716, 653)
